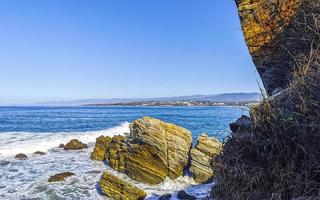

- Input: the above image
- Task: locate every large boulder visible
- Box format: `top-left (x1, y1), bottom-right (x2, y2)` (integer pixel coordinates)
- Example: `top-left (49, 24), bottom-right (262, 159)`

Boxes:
top-left (91, 135), bottom-right (112, 161)
top-left (190, 134), bottom-right (222, 183)
top-left (99, 171), bottom-right (147, 200)
top-left (64, 139), bottom-right (88, 150)
top-left (236, 0), bottom-right (317, 95)
top-left (105, 117), bottom-right (192, 185)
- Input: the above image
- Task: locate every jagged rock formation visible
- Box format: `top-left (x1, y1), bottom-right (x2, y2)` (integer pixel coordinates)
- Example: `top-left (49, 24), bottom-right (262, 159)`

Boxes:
top-left (190, 134), bottom-right (222, 183)
top-left (103, 117), bottom-right (192, 185)
top-left (99, 171), bottom-right (147, 200)
top-left (64, 139), bottom-right (88, 150)
top-left (48, 172), bottom-right (75, 182)
top-left (237, 0), bottom-right (309, 95)
top-left (91, 135), bottom-right (112, 161)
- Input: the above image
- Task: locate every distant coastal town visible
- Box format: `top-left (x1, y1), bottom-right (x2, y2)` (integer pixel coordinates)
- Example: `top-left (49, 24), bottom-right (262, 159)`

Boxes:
top-left (82, 100), bottom-right (260, 107)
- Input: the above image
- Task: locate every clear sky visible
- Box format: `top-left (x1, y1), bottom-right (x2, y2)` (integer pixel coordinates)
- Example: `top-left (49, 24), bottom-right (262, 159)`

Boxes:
top-left (0, 0), bottom-right (261, 104)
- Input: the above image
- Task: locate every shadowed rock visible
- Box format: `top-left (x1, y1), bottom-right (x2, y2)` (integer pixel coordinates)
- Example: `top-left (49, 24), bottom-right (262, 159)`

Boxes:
top-left (99, 171), bottom-right (146, 200)
top-left (229, 115), bottom-right (253, 133)
top-left (34, 151), bottom-right (46, 155)
top-left (48, 172), bottom-right (75, 182)
top-left (177, 190), bottom-right (196, 200)
top-left (15, 153), bottom-right (28, 160)
top-left (58, 143), bottom-right (65, 148)
top-left (190, 134), bottom-right (222, 183)
top-left (159, 194), bottom-right (172, 200)
top-left (64, 139), bottom-right (88, 150)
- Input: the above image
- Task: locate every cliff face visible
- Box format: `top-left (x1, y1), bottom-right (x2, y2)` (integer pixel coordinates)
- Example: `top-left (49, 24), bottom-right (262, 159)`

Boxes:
top-left (212, 1), bottom-right (320, 199)
top-left (237, 0), bottom-right (304, 95)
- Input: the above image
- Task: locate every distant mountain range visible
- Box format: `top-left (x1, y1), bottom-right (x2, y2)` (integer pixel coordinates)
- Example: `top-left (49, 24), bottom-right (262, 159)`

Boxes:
top-left (28, 92), bottom-right (261, 106)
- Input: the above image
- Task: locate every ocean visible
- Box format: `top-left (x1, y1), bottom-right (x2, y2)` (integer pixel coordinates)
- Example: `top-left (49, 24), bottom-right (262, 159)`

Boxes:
top-left (0, 106), bottom-right (248, 199)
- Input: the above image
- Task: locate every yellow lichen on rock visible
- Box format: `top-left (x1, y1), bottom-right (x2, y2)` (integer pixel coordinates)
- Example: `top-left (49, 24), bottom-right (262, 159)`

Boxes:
top-left (238, 0), bottom-right (302, 55)
top-left (104, 117), bottom-right (192, 185)
top-left (99, 171), bottom-right (147, 200)
top-left (190, 134), bottom-right (222, 183)
top-left (91, 135), bottom-right (112, 161)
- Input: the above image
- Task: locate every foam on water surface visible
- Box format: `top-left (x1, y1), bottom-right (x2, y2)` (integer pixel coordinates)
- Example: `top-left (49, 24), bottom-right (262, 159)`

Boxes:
top-left (0, 122), bottom-right (213, 199)
top-left (0, 122), bottom-right (130, 157)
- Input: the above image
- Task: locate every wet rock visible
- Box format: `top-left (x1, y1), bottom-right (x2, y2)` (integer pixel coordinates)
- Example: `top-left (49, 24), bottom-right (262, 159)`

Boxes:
top-left (159, 194), bottom-right (172, 200)
top-left (34, 151), bottom-right (46, 155)
top-left (105, 117), bottom-right (192, 185)
top-left (63, 139), bottom-right (88, 150)
top-left (99, 171), bottom-right (147, 200)
top-left (91, 135), bottom-right (112, 161)
top-left (58, 143), bottom-right (65, 148)
top-left (15, 153), bottom-right (28, 160)
top-left (177, 190), bottom-right (196, 200)
top-left (48, 172), bottom-right (75, 182)
top-left (190, 134), bottom-right (222, 183)
top-left (229, 115), bottom-right (253, 133)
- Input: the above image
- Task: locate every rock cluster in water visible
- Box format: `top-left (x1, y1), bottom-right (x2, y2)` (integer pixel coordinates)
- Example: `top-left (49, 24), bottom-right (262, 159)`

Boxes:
top-left (91, 116), bottom-right (222, 199)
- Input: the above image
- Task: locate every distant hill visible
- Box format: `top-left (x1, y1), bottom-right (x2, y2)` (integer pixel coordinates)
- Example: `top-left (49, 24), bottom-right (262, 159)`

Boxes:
top-left (29, 92), bottom-right (261, 106)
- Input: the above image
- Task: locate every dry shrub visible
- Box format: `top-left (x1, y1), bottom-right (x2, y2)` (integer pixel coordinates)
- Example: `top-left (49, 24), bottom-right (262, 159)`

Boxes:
top-left (212, 0), bottom-right (320, 199)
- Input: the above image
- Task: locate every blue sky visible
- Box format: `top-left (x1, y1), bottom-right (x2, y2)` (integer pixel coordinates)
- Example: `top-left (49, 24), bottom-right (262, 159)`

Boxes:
top-left (0, 0), bottom-right (260, 104)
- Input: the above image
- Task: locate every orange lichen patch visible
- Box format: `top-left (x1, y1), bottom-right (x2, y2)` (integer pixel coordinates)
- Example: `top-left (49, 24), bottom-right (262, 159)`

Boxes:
top-left (238, 0), bottom-right (302, 56)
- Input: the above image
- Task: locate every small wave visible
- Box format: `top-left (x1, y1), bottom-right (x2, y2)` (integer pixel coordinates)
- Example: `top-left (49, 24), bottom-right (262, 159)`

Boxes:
top-left (0, 122), bottom-right (130, 157)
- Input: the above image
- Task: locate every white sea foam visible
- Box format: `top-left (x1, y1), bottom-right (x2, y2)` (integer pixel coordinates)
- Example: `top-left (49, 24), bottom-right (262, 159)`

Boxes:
top-left (0, 122), bottom-right (130, 157)
top-left (0, 122), bottom-right (213, 199)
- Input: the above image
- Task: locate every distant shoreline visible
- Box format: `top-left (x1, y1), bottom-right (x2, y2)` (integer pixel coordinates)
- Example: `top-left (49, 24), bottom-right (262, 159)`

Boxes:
top-left (81, 101), bottom-right (259, 107)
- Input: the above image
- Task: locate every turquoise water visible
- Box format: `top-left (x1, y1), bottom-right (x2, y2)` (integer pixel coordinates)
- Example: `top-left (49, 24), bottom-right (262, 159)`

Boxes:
top-left (0, 106), bottom-right (248, 199)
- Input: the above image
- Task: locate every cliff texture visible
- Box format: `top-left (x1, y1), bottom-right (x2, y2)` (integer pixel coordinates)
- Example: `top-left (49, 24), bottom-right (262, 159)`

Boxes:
top-left (101, 117), bottom-right (192, 185)
top-left (213, 0), bottom-right (320, 199)
top-left (237, 0), bottom-right (312, 95)
top-left (99, 171), bottom-right (147, 200)
top-left (190, 134), bottom-right (222, 183)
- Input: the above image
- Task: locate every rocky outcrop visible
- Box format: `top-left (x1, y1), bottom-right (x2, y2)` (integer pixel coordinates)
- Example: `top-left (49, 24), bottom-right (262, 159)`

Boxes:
top-left (99, 171), bottom-right (147, 200)
top-left (91, 135), bottom-right (112, 161)
top-left (15, 153), bottom-right (28, 160)
top-left (34, 151), bottom-right (46, 155)
top-left (229, 115), bottom-right (253, 133)
top-left (159, 194), bottom-right (172, 200)
top-left (177, 190), bottom-right (197, 200)
top-left (48, 172), bottom-right (75, 182)
top-left (64, 139), bottom-right (88, 150)
top-left (190, 134), bottom-right (222, 183)
top-left (104, 117), bottom-right (192, 185)
top-left (237, 0), bottom-right (313, 95)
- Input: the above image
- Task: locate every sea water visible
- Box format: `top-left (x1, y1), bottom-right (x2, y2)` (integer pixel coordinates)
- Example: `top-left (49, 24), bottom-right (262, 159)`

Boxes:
top-left (0, 106), bottom-right (248, 199)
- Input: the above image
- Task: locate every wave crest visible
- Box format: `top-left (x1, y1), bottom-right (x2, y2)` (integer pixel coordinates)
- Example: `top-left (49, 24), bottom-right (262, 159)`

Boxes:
top-left (0, 122), bottom-right (130, 157)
